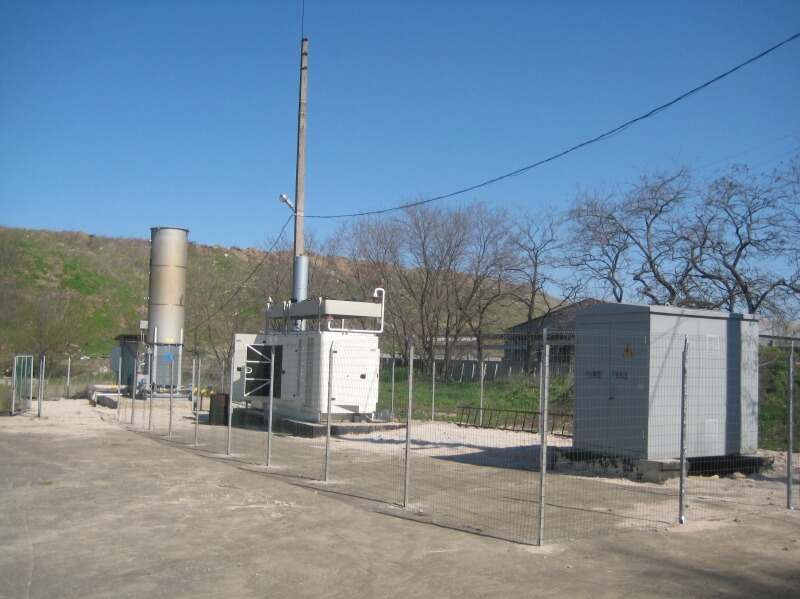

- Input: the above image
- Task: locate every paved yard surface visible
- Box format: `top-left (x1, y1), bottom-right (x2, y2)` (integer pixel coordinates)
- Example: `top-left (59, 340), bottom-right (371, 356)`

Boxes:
top-left (1, 403), bottom-right (799, 598)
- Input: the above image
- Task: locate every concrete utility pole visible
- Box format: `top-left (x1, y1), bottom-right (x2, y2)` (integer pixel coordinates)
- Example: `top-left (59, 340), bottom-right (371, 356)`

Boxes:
top-left (292, 37), bottom-right (309, 305)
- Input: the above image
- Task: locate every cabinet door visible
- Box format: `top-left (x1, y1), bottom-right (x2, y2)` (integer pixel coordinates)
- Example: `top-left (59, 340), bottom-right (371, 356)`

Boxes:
top-left (575, 323), bottom-right (648, 457)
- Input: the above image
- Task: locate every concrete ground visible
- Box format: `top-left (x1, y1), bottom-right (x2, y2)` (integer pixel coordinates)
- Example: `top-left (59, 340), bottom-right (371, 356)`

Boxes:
top-left (1, 404), bottom-right (799, 599)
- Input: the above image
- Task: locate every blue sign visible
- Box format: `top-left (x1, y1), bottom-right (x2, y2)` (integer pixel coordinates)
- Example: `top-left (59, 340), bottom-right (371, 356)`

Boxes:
top-left (163, 352), bottom-right (174, 363)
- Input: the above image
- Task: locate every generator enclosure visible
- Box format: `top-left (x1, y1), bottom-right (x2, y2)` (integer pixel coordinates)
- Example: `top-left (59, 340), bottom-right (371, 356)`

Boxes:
top-left (232, 291), bottom-right (386, 423)
top-left (233, 332), bottom-right (380, 422)
top-left (573, 304), bottom-right (759, 460)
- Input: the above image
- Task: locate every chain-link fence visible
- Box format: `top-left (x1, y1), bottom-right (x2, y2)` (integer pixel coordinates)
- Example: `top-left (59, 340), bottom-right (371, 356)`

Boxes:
top-left (17, 328), bottom-right (800, 545)
top-left (1, 356), bottom-right (35, 415)
top-left (1, 355), bottom-right (113, 418)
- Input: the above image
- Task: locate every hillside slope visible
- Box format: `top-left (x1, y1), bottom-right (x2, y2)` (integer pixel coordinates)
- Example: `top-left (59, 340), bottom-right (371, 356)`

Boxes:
top-left (0, 226), bottom-right (532, 372)
top-left (0, 227), bottom-right (273, 368)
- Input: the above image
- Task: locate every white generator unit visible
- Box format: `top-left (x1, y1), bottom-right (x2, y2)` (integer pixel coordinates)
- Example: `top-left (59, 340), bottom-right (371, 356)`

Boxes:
top-left (233, 290), bottom-right (385, 423)
top-left (573, 303), bottom-right (759, 460)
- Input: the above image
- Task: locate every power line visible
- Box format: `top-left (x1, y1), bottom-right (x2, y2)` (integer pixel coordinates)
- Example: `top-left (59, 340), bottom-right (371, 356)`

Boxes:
top-left (695, 131), bottom-right (800, 172)
top-left (306, 31), bottom-right (800, 221)
top-left (186, 213), bottom-right (294, 336)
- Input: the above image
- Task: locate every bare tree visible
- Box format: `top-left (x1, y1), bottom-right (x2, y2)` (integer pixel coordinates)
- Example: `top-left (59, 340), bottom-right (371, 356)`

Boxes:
top-left (391, 203), bottom-right (473, 373)
top-left (342, 201), bottom-right (509, 372)
top-left (29, 287), bottom-right (74, 367)
top-left (341, 217), bottom-right (413, 360)
top-left (619, 167), bottom-right (695, 305)
top-left (570, 159), bottom-right (800, 317)
top-left (567, 167), bottom-right (694, 306)
top-left (451, 203), bottom-right (515, 367)
top-left (306, 229), bottom-right (353, 301)
top-left (508, 208), bottom-right (582, 373)
top-left (185, 249), bottom-right (264, 390)
top-left (569, 188), bottom-right (630, 302)
top-left (688, 162), bottom-right (799, 314)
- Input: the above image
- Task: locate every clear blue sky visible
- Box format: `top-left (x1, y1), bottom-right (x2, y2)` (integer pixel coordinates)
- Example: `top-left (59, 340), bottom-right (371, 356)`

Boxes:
top-left (2, 0), bottom-right (799, 250)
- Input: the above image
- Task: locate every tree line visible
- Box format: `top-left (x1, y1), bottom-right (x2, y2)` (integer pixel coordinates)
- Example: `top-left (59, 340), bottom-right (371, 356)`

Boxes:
top-left (186, 158), bottom-right (796, 381)
top-left (13, 159), bottom-right (794, 387)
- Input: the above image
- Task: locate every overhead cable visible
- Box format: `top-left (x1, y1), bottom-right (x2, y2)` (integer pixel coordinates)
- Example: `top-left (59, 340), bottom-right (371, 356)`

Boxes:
top-left (305, 31), bottom-right (800, 221)
top-left (185, 213), bottom-right (294, 335)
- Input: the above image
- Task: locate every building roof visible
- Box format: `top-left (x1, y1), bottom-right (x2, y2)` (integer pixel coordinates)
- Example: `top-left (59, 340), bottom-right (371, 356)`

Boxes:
top-left (758, 318), bottom-right (800, 342)
top-left (506, 298), bottom-right (605, 334)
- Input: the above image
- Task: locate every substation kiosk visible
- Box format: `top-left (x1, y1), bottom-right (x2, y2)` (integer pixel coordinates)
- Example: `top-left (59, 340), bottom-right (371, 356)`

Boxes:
top-left (232, 289), bottom-right (386, 424)
top-left (573, 303), bottom-right (759, 460)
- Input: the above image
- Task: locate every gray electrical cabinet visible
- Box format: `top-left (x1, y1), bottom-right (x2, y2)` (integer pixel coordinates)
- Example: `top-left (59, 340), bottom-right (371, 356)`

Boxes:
top-left (573, 304), bottom-right (759, 460)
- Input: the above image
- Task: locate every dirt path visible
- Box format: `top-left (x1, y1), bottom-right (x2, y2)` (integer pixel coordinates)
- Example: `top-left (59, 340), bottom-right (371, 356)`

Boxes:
top-left (1, 401), bottom-right (799, 598)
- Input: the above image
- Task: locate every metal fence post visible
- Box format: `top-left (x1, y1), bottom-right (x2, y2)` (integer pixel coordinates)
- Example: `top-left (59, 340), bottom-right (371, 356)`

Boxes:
top-left (38, 355), bottom-right (45, 418)
top-left (403, 338), bottom-right (414, 508)
top-left (28, 357), bottom-right (33, 412)
top-left (168, 359), bottom-right (174, 437)
top-left (148, 352), bottom-right (153, 431)
top-left (66, 356), bottom-right (71, 399)
top-left (325, 343), bottom-right (336, 482)
top-left (141, 361), bottom-right (146, 424)
top-left (479, 356), bottom-right (485, 427)
top-left (189, 358), bottom-right (195, 442)
top-left (11, 356), bottom-right (17, 415)
top-left (194, 358), bottom-right (202, 445)
top-left (130, 353), bottom-right (136, 426)
top-left (679, 335), bottom-right (689, 524)
top-left (116, 356), bottom-right (122, 421)
top-left (227, 356), bottom-right (234, 455)
top-left (536, 329), bottom-right (550, 546)
top-left (788, 341), bottom-right (795, 510)
top-left (391, 358), bottom-right (396, 418)
top-left (266, 349), bottom-right (275, 467)
top-left (431, 360), bottom-right (436, 422)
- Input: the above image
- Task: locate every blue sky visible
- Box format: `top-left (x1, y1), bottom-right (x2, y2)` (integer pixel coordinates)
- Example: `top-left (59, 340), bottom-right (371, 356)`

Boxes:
top-left (2, 0), bottom-right (799, 250)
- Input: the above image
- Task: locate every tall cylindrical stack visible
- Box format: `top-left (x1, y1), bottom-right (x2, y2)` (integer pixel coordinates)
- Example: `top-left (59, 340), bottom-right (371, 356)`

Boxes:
top-left (147, 226), bottom-right (189, 389)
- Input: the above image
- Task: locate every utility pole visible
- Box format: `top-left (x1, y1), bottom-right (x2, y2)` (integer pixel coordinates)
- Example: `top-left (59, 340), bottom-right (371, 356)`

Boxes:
top-left (292, 37), bottom-right (309, 305)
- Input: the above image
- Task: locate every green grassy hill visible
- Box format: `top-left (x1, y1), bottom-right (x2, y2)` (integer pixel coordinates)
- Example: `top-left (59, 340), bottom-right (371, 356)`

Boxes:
top-left (0, 227), bottom-right (276, 370)
top-left (0, 226), bottom-right (533, 374)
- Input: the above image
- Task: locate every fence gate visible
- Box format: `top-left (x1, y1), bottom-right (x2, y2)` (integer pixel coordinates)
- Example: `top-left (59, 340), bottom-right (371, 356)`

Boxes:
top-left (12, 355), bottom-right (34, 414)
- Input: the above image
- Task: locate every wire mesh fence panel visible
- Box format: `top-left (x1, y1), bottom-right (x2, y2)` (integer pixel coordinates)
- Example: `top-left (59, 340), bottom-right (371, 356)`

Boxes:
top-left (190, 396), bottom-right (230, 456)
top-left (146, 397), bottom-right (174, 434)
top-left (325, 427), bottom-right (407, 505)
top-left (536, 328), bottom-right (684, 542)
top-left (29, 314), bottom-right (795, 546)
top-left (404, 421), bottom-right (541, 543)
top-left (24, 355), bottom-right (116, 412)
top-left (228, 423), bottom-right (267, 464)
top-left (539, 327), bottom-right (796, 542)
top-left (681, 337), bottom-right (800, 519)
top-left (377, 356), bottom-right (406, 421)
top-left (116, 395), bottom-right (135, 426)
top-left (166, 397), bottom-right (202, 445)
top-left (12, 395), bottom-right (120, 428)
top-left (267, 433), bottom-right (327, 481)
top-left (541, 472), bottom-right (679, 542)
top-left (323, 341), bottom-right (406, 505)
top-left (193, 420), bottom-right (231, 456)
top-left (227, 402), bottom-right (270, 465)
top-left (379, 336), bottom-right (543, 542)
